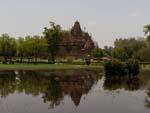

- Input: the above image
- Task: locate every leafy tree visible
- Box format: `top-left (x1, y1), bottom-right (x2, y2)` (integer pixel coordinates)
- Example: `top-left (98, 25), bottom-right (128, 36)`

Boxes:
top-left (24, 36), bottom-right (34, 61)
top-left (134, 47), bottom-right (150, 62)
top-left (113, 48), bottom-right (128, 61)
top-left (24, 35), bottom-right (47, 63)
top-left (144, 25), bottom-right (150, 45)
top-left (17, 37), bottom-right (26, 63)
top-left (103, 46), bottom-right (113, 57)
top-left (92, 48), bottom-right (104, 58)
top-left (144, 25), bottom-right (150, 36)
top-left (43, 22), bottom-right (63, 63)
top-left (114, 38), bottom-right (146, 59)
top-left (0, 34), bottom-right (16, 63)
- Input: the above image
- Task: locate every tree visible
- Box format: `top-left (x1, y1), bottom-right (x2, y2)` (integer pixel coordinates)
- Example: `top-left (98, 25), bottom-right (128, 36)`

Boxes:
top-left (144, 25), bottom-right (150, 36)
top-left (114, 38), bottom-right (146, 59)
top-left (17, 37), bottom-right (26, 63)
top-left (24, 35), bottom-right (47, 63)
top-left (103, 46), bottom-right (113, 57)
top-left (113, 48), bottom-right (128, 61)
top-left (0, 34), bottom-right (16, 63)
top-left (144, 25), bottom-right (150, 45)
top-left (91, 48), bottom-right (104, 58)
top-left (133, 47), bottom-right (150, 62)
top-left (43, 22), bottom-right (63, 63)
top-left (147, 35), bottom-right (150, 44)
top-left (24, 36), bottom-right (34, 61)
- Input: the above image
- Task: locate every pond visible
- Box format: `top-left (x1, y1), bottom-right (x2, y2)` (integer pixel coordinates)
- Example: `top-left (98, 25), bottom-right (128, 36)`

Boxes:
top-left (0, 69), bottom-right (149, 113)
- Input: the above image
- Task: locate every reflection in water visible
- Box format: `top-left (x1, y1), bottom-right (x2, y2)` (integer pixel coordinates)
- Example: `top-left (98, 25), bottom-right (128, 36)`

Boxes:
top-left (103, 76), bottom-right (140, 91)
top-left (0, 71), bottom-right (16, 97)
top-left (145, 88), bottom-right (150, 108)
top-left (0, 69), bottom-right (149, 113)
top-left (0, 70), bottom-right (98, 108)
top-left (103, 70), bottom-right (150, 110)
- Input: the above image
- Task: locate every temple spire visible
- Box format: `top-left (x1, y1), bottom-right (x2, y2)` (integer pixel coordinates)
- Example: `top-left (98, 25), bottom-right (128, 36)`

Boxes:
top-left (71, 21), bottom-right (82, 37)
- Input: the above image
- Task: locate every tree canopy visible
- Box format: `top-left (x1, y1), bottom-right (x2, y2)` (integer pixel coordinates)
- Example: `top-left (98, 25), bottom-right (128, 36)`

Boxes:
top-left (43, 22), bottom-right (63, 63)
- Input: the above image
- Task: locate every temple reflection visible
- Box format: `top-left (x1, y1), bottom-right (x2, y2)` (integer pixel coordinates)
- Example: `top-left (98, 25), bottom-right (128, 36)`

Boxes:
top-left (0, 69), bottom-right (149, 109)
top-left (0, 70), bottom-right (98, 107)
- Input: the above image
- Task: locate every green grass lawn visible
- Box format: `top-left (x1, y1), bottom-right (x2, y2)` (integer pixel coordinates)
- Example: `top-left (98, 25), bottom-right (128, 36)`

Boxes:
top-left (0, 63), bottom-right (103, 71)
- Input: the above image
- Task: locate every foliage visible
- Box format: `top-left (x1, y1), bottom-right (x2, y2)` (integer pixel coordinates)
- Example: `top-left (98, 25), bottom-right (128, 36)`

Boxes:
top-left (92, 48), bottom-right (104, 58)
top-left (113, 38), bottom-right (146, 60)
top-left (103, 46), bottom-right (113, 57)
top-left (147, 35), bottom-right (150, 44)
top-left (16, 37), bottom-right (26, 63)
top-left (113, 48), bottom-right (128, 61)
top-left (104, 59), bottom-right (140, 76)
top-left (144, 25), bottom-right (150, 36)
top-left (134, 47), bottom-right (150, 62)
top-left (126, 59), bottom-right (140, 76)
top-left (104, 59), bottom-right (127, 76)
top-left (43, 22), bottom-right (63, 63)
top-left (24, 35), bottom-right (48, 62)
top-left (0, 34), bottom-right (16, 63)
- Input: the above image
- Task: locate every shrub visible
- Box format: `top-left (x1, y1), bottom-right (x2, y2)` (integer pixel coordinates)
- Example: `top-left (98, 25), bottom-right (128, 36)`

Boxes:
top-left (126, 59), bottom-right (140, 76)
top-left (104, 59), bottom-right (127, 76)
top-left (104, 59), bottom-right (140, 77)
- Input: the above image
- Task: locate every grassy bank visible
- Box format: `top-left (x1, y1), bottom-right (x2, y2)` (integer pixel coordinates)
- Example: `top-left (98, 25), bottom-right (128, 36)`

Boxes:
top-left (0, 63), bottom-right (103, 71)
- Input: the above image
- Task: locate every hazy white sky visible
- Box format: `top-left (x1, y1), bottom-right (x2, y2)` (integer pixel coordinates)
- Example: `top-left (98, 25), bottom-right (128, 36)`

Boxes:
top-left (0, 0), bottom-right (150, 47)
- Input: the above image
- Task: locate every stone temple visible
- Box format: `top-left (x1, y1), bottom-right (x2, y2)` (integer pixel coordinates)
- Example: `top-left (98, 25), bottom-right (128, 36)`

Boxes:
top-left (59, 21), bottom-right (96, 57)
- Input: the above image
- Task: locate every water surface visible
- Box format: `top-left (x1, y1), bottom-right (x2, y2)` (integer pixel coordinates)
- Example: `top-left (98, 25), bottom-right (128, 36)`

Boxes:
top-left (0, 69), bottom-right (149, 113)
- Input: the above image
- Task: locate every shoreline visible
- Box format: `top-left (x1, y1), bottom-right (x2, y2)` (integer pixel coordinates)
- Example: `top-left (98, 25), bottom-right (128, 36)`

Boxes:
top-left (0, 63), bottom-right (102, 71)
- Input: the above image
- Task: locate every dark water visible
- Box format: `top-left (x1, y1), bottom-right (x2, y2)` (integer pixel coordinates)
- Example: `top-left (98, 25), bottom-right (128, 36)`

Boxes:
top-left (0, 69), bottom-right (149, 113)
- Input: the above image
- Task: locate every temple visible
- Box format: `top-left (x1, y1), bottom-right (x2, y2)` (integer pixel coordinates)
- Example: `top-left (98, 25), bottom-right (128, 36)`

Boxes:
top-left (59, 21), bottom-right (96, 57)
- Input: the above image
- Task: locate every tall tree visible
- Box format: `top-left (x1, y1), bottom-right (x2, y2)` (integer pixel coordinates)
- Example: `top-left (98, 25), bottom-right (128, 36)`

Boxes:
top-left (43, 22), bottom-right (63, 63)
top-left (24, 35), bottom-right (47, 63)
top-left (91, 48), bottom-right (104, 58)
top-left (113, 38), bottom-right (146, 59)
top-left (17, 37), bottom-right (26, 63)
top-left (0, 34), bottom-right (16, 63)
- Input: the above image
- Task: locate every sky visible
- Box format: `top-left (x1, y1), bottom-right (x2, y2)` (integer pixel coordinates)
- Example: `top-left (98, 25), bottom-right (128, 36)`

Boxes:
top-left (0, 0), bottom-right (150, 47)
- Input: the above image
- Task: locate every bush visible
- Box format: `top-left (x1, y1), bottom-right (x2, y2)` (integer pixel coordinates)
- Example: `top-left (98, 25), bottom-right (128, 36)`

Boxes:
top-left (104, 59), bottom-right (127, 76)
top-left (104, 59), bottom-right (140, 77)
top-left (126, 59), bottom-right (140, 76)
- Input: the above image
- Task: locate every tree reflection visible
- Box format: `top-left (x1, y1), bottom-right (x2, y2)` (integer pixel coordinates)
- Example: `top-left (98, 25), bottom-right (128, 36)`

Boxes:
top-left (145, 88), bottom-right (150, 108)
top-left (42, 76), bottom-right (63, 108)
top-left (103, 76), bottom-right (140, 91)
top-left (0, 71), bottom-right (16, 97)
top-left (0, 70), bottom-right (97, 107)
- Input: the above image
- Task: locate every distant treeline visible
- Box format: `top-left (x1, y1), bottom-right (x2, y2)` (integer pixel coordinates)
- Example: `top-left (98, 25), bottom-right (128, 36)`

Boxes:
top-left (92, 25), bottom-right (150, 62)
